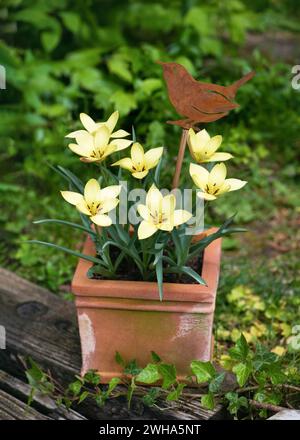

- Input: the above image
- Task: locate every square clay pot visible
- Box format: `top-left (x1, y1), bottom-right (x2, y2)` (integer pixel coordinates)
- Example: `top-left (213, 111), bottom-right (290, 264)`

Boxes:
top-left (72, 229), bottom-right (222, 382)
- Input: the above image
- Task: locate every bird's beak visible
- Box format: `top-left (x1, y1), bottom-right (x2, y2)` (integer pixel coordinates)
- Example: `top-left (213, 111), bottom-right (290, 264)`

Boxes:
top-left (156, 60), bottom-right (165, 66)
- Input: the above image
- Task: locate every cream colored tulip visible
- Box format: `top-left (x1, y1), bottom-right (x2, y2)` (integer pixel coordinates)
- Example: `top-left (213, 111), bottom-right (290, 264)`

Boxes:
top-left (137, 185), bottom-right (192, 239)
top-left (112, 143), bottom-right (163, 179)
top-left (190, 162), bottom-right (247, 201)
top-left (68, 125), bottom-right (132, 163)
top-left (188, 128), bottom-right (233, 163)
top-left (61, 178), bottom-right (121, 226)
top-left (66, 110), bottom-right (130, 139)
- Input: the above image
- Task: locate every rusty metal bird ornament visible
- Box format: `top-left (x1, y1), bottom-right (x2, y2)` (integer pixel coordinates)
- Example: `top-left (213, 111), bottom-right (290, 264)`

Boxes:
top-left (157, 61), bottom-right (255, 129)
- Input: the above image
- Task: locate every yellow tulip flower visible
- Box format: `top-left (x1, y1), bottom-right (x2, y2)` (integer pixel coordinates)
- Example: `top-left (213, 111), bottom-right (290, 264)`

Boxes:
top-left (188, 128), bottom-right (233, 163)
top-left (112, 143), bottom-right (163, 179)
top-left (66, 110), bottom-right (130, 139)
top-left (61, 178), bottom-right (121, 226)
top-left (190, 163), bottom-right (247, 201)
top-left (67, 125), bottom-right (132, 163)
top-left (137, 185), bottom-right (192, 239)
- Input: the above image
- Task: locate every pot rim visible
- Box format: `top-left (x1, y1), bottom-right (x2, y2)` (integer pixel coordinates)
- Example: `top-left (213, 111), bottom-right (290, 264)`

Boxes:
top-left (72, 228), bottom-right (222, 303)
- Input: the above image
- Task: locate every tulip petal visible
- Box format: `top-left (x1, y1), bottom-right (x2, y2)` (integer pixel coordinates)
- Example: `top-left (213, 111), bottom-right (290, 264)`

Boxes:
top-left (110, 129), bottom-right (130, 138)
top-left (206, 135), bottom-right (222, 154)
top-left (76, 199), bottom-right (91, 215)
top-left (138, 220), bottom-right (157, 240)
top-left (95, 125), bottom-right (110, 149)
top-left (112, 157), bottom-right (133, 171)
top-left (208, 163), bottom-right (227, 188)
top-left (90, 214), bottom-right (112, 227)
top-left (131, 142), bottom-right (145, 168)
top-left (173, 209), bottom-right (192, 226)
top-left (105, 111), bottom-right (119, 133)
top-left (69, 143), bottom-right (92, 157)
top-left (207, 152), bottom-right (233, 162)
top-left (137, 204), bottom-right (150, 221)
top-left (225, 178), bottom-right (247, 192)
top-left (100, 198), bottom-right (119, 214)
top-left (189, 163), bottom-right (209, 191)
top-left (75, 131), bottom-right (95, 149)
top-left (61, 191), bottom-right (84, 206)
top-left (132, 170), bottom-right (148, 179)
top-left (84, 179), bottom-right (101, 207)
top-left (159, 221), bottom-right (174, 231)
top-left (146, 185), bottom-right (162, 216)
top-left (161, 194), bottom-right (176, 219)
top-left (99, 185), bottom-right (122, 200)
top-left (110, 139), bottom-right (133, 151)
top-left (144, 147), bottom-right (163, 169)
top-left (80, 113), bottom-right (96, 132)
top-left (196, 192), bottom-right (217, 201)
top-left (65, 129), bottom-right (87, 139)
top-left (195, 128), bottom-right (210, 146)
top-left (80, 156), bottom-right (101, 163)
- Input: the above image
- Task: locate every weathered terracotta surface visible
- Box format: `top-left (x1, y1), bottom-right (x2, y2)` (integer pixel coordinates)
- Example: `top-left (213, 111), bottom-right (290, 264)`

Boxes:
top-left (72, 229), bottom-right (222, 382)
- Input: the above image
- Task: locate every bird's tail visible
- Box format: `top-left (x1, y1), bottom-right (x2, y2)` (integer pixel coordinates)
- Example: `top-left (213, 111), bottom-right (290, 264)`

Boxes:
top-left (227, 71), bottom-right (255, 98)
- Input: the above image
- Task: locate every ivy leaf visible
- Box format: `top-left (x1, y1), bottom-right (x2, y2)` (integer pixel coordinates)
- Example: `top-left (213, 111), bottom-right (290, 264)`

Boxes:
top-left (209, 372), bottom-right (225, 393)
top-left (83, 370), bottom-right (101, 385)
top-left (225, 392), bottom-right (248, 416)
top-left (201, 392), bottom-right (215, 410)
top-left (136, 364), bottom-right (161, 384)
top-left (78, 391), bottom-right (89, 404)
top-left (158, 363), bottom-right (177, 389)
top-left (166, 383), bottom-right (186, 401)
top-left (229, 334), bottom-right (249, 361)
top-left (124, 359), bottom-right (142, 376)
top-left (232, 362), bottom-right (252, 387)
top-left (107, 377), bottom-right (121, 395)
top-left (190, 361), bottom-right (216, 383)
top-left (142, 388), bottom-right (160, 407)
top-left (68, 380), bottom-right (82, 396)
top-left (115, 351), bottom-right (125, 367)
top-left (151, 351), bottom-right (161, 363)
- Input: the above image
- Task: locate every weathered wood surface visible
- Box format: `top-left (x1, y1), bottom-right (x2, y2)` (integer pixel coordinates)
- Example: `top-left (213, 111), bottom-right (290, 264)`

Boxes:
top-left (0, 267), bottom-right (228, 420)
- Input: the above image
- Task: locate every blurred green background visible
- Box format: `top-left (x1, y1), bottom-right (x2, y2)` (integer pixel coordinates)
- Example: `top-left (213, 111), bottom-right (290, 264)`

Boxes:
top-left (0, 0), bottom-right (299, 349)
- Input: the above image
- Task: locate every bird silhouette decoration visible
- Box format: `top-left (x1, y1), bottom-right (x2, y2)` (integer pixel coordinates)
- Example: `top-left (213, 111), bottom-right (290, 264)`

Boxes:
top-left (157, 61), bottom-right (255, 129)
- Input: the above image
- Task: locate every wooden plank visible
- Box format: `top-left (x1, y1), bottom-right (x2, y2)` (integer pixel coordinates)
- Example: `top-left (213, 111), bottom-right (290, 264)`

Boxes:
top-left (0, 389), bottom-right (50, 420)
top-left (0, 267), bottom-right (226, 420)
top-left (0, 370), bottom-right (86, 420)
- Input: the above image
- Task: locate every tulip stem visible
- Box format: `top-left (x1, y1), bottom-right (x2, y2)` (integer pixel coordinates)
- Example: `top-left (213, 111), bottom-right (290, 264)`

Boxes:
top-left (172, 128), bottom-right (188, 189)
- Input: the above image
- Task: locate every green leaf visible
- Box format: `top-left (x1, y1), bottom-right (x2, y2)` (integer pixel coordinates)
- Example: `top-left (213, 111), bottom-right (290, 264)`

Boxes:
top-left (151, 351), bottom-right (161, 363)
top-left (124, 359), bottom-right (141, 376)
top-left (83, 370), bottom-right (101, 385)
top-left (136, 364), bottom-right (161, 384)
top-left (190, 361), bottom-right (216, 383)
top-left (115, 351), bottom-right (125, 367)
top-left (68, 380), bottom-right (82, 396)
top-left (201, 392), bottom-right (215, 410)
top-left (78, 391), bottom-right (89, 404)
top-left (229, 334), bottom-right (249, 361)
top-left (154, 249), bottom-right (163, 301)
top-left (27, 240), bottom-right (103, 265)
top-left (158, 363), bottom-right (177, 389)
top-left (166, 383), bottom-right (186, 401)
top-left (41, 30), bottom-right (61, 52)
top-left (60, 12), bottom-right (81, 34)
top-left (107, 377), bottom-right (121, 395)
top-left (33, 219), bottom-right (96, 237)
top-left (232, 362), bottom-right (252, 387)
top-left (209, 372), bottom-right (225, 393)
top-left (142, 388), bottom-right (160, 407)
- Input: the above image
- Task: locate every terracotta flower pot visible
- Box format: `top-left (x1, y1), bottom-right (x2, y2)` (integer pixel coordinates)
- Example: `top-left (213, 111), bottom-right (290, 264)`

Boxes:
top-left (72, 229), bottom-right (222, 382)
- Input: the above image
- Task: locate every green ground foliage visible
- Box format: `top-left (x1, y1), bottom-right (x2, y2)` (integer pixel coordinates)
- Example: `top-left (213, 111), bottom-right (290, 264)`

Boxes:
top-left (0, 0), bottom-right (300, 416)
